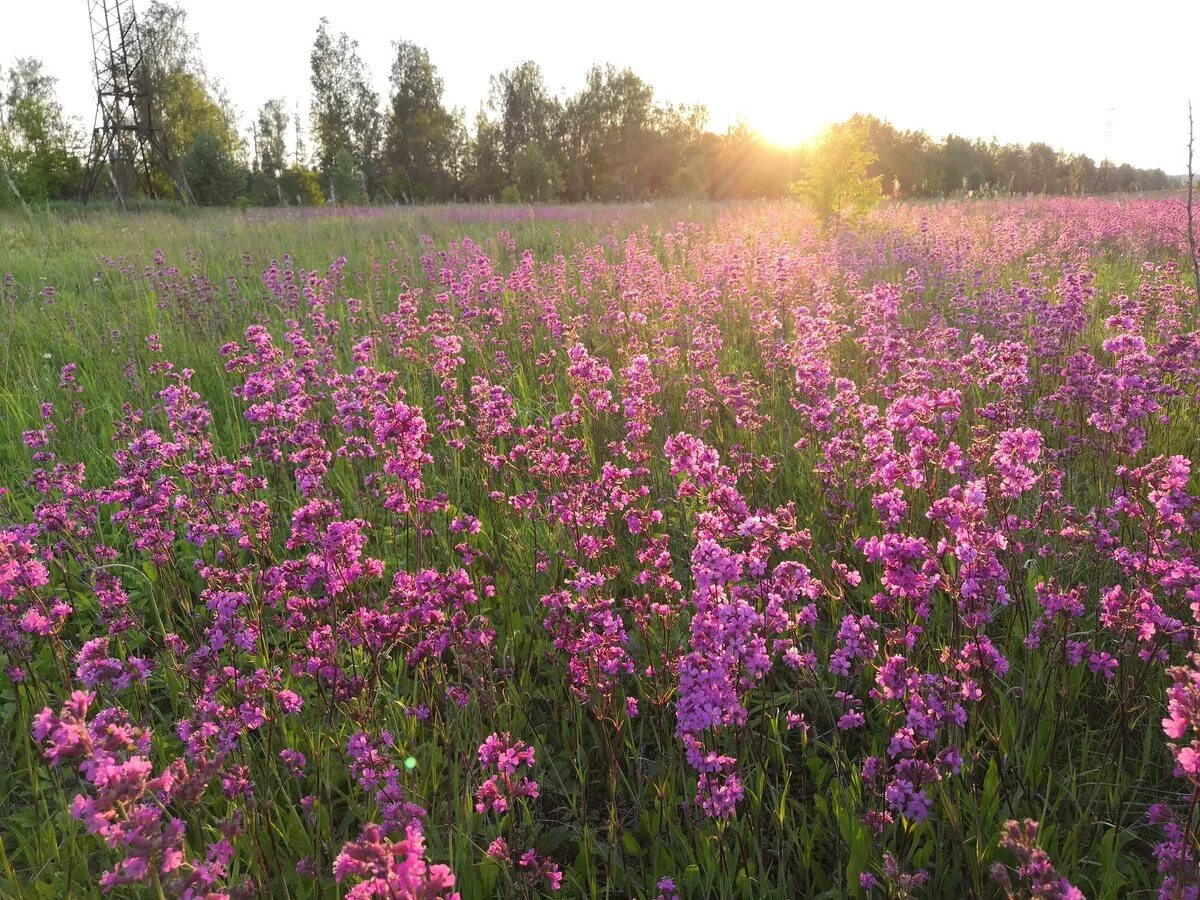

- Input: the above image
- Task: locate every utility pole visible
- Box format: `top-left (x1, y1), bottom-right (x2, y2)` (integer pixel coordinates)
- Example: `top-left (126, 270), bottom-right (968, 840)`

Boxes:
top-left (82, 0), bottom-right (193, 204)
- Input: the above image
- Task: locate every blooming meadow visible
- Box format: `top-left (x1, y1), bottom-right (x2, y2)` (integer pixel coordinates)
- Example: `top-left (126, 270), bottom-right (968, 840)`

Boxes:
top-left (1, 197), bottom-right (1199, 897)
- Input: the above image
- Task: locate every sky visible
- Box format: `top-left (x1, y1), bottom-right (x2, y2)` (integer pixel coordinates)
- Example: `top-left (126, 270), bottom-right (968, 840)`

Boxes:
top-left (1, 0), bottom-right (1193, 172)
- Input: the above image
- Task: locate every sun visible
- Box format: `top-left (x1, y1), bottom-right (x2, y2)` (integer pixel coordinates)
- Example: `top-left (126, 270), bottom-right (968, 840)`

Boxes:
top-left (745, 96), bottom-right (827, 149)
top-left (753, 118), bottom-right (816, 150)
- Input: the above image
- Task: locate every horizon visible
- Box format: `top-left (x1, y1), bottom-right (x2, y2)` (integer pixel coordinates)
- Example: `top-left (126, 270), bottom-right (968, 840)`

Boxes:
top-left (2, 0), bottom-right (1194, 173)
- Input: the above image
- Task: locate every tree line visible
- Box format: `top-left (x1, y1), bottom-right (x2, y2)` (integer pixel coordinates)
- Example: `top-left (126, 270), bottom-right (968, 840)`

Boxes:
top-left (0, 3), bottom-right (1178, 209)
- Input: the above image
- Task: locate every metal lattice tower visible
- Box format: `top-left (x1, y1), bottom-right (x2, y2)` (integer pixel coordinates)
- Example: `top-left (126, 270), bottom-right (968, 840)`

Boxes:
top-left (82, 0), bottom-right (193, 204)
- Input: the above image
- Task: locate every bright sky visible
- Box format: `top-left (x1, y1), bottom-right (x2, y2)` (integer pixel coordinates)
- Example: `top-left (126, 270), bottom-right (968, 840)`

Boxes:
top-left (2, 0), bottom-right (1193, 172)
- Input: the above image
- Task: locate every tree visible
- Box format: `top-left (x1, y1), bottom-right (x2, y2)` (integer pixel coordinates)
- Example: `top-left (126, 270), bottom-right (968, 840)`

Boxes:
top-left (466, 106), bottom-right (506, 201)
top-left (489, 62), bottom-right (561, 178)
top-left (256, 98), bottom-right (288, 178)
top-left (562, 65), bottom-right (654, 200)
top-left (1066, 153), bottom-right (1098, 195)
top-left (0, 57), bottom-right (82, 204)
top-left (511, 143), bottom-right (562, 202)
top-left (1026, 142), bottom-right (1061, 194)
top-left (292, 103), bottom-right (308, 167)
top-left (330, 147), bottom-right (366, 204)
top-left (382, 40), bottom-right (457, 201)
top-left (310, 19), bottom-right (382, 198)
top-left (789, 119), bottom-right (882, 225)
top-left (941, 134), bottom-right (984, 193)
top-left (646, 102), bottom-right (708, 197)
top-left (183, 129), bottom-right (244, 205)
top-left (442, 111), bottom-right (469, 196)
top-left (139, 2), bottom-right (241, 195)
top-left (997, 144), bottom-right (1031, 194)
top-left (709, 122), bottom-right (794, 199)
top-left (246, 98), bottom-right (289, 205)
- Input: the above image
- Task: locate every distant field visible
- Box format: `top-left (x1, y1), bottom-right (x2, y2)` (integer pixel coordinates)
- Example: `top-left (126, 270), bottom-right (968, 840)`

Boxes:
top-left (1, 198), bottom-right (1198, 898)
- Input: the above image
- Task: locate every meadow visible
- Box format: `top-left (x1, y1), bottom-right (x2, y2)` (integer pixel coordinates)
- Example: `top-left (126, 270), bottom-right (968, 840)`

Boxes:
top-left (1, 196), bottom-right (1198, 898)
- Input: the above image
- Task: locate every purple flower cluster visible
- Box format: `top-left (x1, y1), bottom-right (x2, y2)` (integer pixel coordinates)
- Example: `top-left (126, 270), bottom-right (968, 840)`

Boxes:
top-left (991, 819), bottom-right (1083, 900)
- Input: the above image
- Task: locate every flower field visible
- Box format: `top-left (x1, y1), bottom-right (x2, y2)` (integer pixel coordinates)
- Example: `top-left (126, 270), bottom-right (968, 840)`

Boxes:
top-left (2, 198), bottom-right (1199, 898)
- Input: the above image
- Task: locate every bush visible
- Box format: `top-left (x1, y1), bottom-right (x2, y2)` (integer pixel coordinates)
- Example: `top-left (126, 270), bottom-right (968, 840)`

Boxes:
top-left (245, 169), bottom-right (282, 207)
top-left (279, 165), bottom-right (325, 206)
top-left (182, 130), bottom-right (246, 206)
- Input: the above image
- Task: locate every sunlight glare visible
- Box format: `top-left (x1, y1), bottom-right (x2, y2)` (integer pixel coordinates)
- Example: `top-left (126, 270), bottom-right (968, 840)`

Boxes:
top-left (744, 93), bottom-right (824, 149)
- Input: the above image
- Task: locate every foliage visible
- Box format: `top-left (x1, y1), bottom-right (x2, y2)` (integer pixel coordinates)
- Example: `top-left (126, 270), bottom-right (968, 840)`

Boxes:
top-left (0, 31), bottom-right (1181, 209)
top-left (138, 2), bottom-right (242, 197)
top-left (245, 168), bottom-right (281, 207)
top-left (255, 98), bottom-right (289, 179)
top-left (853, 113), bottom-right (1173, 197)
top-left (510, 143), bottom-right (562, 202)
top-left (246, 99), bottom-right (290, 206)
top-left (382, 41), bottom-right (461, 202)
top-left (309, 19), bottom-right (382, 199)
top-left (562, 65), bottom-right (653, 200)
top-left (0, 58), bottom-right (82, 206)
top-left (181, 129), bottom-right (245, 205)
top-left (466, 107), bottom-right (507, 201)
top-left (706, 122), bottom-right (799, 199)
top-left (279, 164), bottom-right (325, 206)
top-left (489, 61), bottom-right (560, 178)
top-left (790, 118), bottom-right (882, 225)
top-left (329, 147), bottom-right (366, 205)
